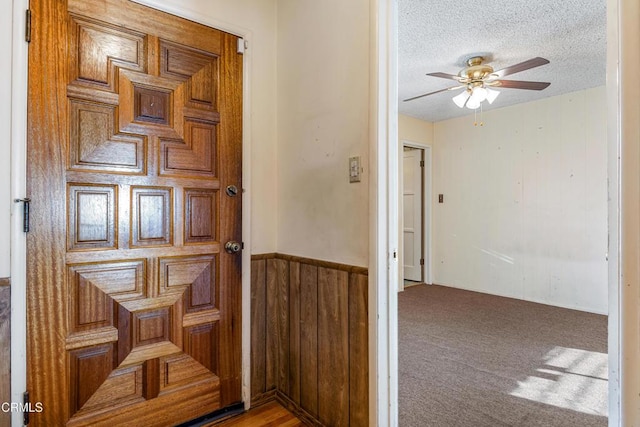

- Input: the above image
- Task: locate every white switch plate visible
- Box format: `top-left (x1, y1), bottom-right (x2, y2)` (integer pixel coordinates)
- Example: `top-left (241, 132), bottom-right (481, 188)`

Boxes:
top-left (349, 156), bottom-right (361, 183)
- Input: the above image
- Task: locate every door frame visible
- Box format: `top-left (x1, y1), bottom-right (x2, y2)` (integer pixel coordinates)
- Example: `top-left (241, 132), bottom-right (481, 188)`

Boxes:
top-left (380, 1), bottom-right (629, 426)
top-left (399, 140), bottom-right (432, 291)
top-left (10, 0), bottom-right (29, 425)
top-left (9, 1), bottom-right (254, 423)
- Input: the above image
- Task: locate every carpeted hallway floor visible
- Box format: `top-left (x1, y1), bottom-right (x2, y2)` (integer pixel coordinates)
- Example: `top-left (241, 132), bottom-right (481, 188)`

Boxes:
top-left (398, 285), bottom-right (608, 427)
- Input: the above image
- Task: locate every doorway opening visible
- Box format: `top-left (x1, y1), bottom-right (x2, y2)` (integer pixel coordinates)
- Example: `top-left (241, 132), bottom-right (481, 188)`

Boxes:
top-left (400, 142), bottom-right (432, 291)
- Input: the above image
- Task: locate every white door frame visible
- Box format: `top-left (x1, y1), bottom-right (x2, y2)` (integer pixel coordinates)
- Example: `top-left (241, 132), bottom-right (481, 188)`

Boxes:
top-left (382, 1), bottom-right (629, 426)
top-left (399, 140), bottom-right (433, 291)
top-left (608, 0), bottom-right (640, 424)
top-left (9, 1), bottom-right (29, 425)
top-left (400, 146), bottom-right (424, 284)
top-left (369, 0), bottom-right (398, 425)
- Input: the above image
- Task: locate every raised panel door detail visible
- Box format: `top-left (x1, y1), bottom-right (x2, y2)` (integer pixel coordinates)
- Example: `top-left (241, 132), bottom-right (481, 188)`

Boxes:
top-left (69, 99), bottom-right (147, 174)
top-left (78, 365), bottom-right (144, 415)
top-left (66, 261), bottom-right (221, 417)
top-left (118, 70), bottom-right (183, 139)
top-left (134, 86), bottom-right (171, 125)
top-left (184, 323), bottom-right (219, 374)
top-left (162, 353), bottom-right (212, 389)
top-left (115, 305), bottom-right (182, 368)
top-left (67, 184), bottom-right (117, 251)
top-left (184, 189), bottom-right (218, 244)
top-left (159, 255), bottom-right (218, 314)
top-left (160, 119), bottom-right (218, 177)
top-left (69, 344), bottom-right (116, 414)
top-left (142, 358), bottom-right (161, 400)
top-left (134, 309), bottom-right (171, 347)
top-left (68, 260), bottom-right (145, 336)
top-left (72, 278), bottom-right (113, 333)
top-left (68, 261), bottom-right (146, 302)
top-left (69, 15), bottom-right (145, 90)
top-left (131, 187), bottom-right (172, 247)
top-left (160, 40), bottom-right (218, 110)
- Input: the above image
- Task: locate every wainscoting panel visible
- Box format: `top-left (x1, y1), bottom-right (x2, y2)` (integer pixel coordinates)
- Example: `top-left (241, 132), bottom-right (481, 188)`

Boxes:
top-left (251, 255), bottom-right (368, 427)
top-left (0, 278), bottom-right (10, 427)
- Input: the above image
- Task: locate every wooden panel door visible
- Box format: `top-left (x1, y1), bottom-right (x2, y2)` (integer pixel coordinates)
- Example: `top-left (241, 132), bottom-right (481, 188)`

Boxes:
top-left (26, 0), bottom-right (242, 425)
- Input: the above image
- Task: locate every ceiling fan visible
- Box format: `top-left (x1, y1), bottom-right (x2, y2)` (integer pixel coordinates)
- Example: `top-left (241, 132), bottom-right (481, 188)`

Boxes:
top-left (404, 56), bottom-right (551, 109)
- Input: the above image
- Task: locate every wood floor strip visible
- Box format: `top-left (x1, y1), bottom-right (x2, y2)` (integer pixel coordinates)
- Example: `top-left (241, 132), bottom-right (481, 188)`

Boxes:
top-left (212, 401), bottom-right (305, 427)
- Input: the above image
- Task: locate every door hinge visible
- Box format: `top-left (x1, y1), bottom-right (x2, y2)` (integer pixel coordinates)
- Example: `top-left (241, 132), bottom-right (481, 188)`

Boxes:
top-left (420, 160), bottom-right (425, 167)
top-left (25, 9), bottom-right (32, 43)
top-left (420, 258), bottom-right (424, 266)
top-left (14, 198), bottom-right (31, 232)
top-left (237, 38), bottom-right (248, 54)
top-left (23, 391), bottom-right (30, 425)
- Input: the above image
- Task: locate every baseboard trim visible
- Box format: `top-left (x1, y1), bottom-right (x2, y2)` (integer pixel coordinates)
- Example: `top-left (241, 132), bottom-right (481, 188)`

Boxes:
top-left (0, 278), bottom-right (9, 287)
top-left (275, 391), bottom-right (324, 427)
top-left (250, 388), bottom-right (277, 407)
top-left (430, 282), bottom-right (608, 316)
top-left (249, 389), bottom-right (324, 426)
top-left (249, 253), bottom-right (277, 261)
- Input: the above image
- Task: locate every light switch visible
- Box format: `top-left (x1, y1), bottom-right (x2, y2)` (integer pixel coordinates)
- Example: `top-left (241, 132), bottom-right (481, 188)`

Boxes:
top-left (349, 156), bottom-right (361, 183)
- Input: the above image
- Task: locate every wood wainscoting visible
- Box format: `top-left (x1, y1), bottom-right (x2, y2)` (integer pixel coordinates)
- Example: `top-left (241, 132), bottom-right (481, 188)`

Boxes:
top-left (0, 278), bottom-right (10, 427)
top-left (250, 254), bottom-right (368, 427)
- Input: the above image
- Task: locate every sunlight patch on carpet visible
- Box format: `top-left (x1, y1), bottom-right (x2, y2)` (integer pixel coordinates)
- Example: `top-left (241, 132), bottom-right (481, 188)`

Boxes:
top-left (510, 346), bottom-right (608, 416)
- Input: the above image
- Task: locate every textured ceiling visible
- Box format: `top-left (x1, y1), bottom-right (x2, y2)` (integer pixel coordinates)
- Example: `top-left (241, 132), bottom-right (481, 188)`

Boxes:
top-left (398, 0), bottom-right (607, 122)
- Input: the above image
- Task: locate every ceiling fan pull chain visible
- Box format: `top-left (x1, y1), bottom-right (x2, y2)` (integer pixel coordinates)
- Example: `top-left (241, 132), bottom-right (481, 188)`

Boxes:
top-left (473, 104), bottom-right (485, 127)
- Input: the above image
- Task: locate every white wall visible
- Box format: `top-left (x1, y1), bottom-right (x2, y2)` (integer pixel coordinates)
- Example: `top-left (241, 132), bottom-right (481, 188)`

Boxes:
top-left (276, 0), bottom-right (370, 267)
top-left (433, 86), bottom-right (608, 314)
top-left (0, 0), bottom-right (12, 278)
top-left (399, 114), bottom-right (433, 145)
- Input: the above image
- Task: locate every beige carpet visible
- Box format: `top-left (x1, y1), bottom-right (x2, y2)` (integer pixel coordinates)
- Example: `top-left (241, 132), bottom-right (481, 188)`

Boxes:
top-left (398, 285), bottom-right (608, 427)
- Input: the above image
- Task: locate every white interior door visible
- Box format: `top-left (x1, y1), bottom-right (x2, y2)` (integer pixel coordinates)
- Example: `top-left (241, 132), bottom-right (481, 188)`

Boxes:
top-left (403, 148), bottom-right (423, 281)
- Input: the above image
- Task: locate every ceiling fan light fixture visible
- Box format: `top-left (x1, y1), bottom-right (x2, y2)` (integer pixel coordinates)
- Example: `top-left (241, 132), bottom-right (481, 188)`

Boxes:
top-left (465, 97), bottom-right (481, 110)
top-left (486, 88), bottom-right (500, 104)
top-left (409, 56), bottom-right (550, 119)
top-left (452, 90), bottom-right (470, 108)
top-left (470, 86), bottom-right (488, 103)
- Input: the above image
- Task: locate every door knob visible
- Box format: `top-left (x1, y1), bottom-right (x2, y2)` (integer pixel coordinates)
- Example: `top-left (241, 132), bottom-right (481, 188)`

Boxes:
top-left (225, 185), bottom-right (239, 197)
top-left (225, 241), bottom-right (242, 254)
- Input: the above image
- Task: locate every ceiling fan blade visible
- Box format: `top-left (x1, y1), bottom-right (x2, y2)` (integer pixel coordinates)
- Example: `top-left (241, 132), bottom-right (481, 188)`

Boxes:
top-left (403, 86), bottom-right (463, 102)
top-left (427, 72), bottom-right (463, 81)
top-left (495, 80), bottom-right (550, 90)
top-left (493, 57), bottom-right (550, 78)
